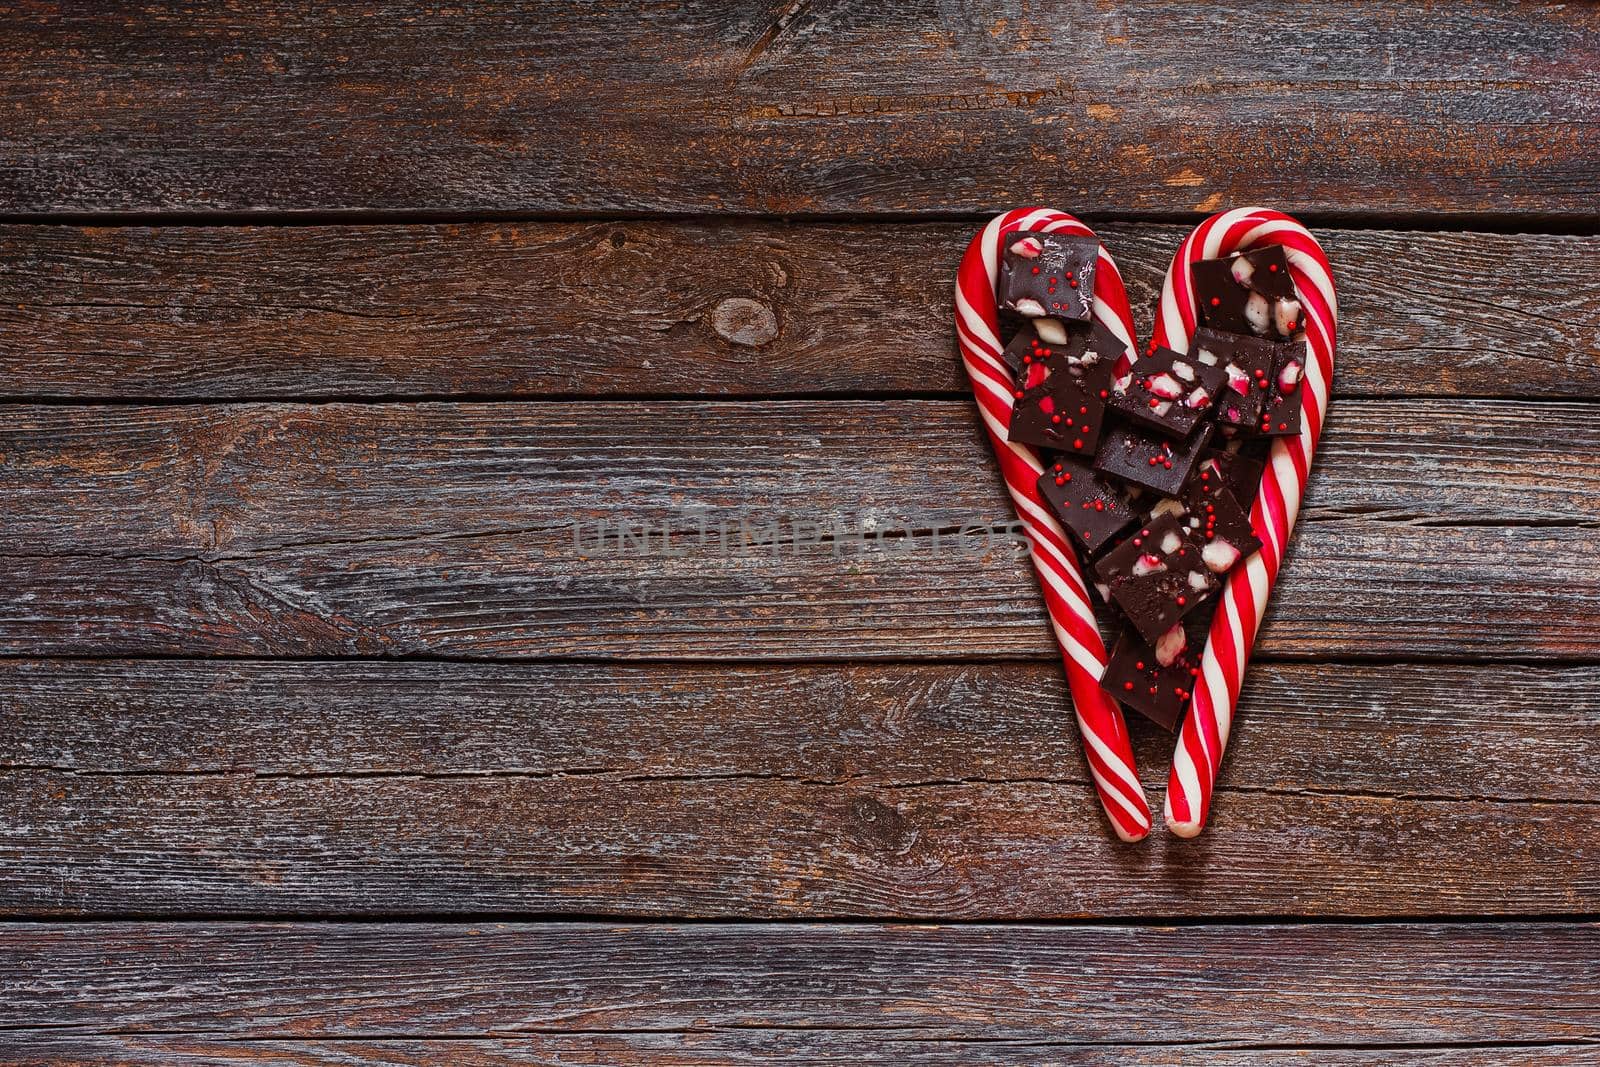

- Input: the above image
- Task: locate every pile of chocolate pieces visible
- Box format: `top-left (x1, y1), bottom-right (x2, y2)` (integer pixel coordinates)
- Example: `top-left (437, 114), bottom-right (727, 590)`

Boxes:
top-left (998, 232), bottom-right (1306, 729)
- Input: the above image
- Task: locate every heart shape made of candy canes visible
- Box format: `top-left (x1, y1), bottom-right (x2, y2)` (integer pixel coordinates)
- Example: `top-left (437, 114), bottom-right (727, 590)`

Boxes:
top-left (955, 207), bottom-right (1337, 840)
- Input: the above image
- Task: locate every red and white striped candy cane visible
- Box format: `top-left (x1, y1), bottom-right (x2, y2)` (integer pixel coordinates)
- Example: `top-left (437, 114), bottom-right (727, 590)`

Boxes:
top-left (955, 208), bottom-right (1150, 842)
top-left (1150, 208), bottom-right (1339, 838)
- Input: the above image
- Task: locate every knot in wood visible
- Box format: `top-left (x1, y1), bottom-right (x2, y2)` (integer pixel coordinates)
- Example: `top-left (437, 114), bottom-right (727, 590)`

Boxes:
top-left (711, 297), bottom-right (779, 348)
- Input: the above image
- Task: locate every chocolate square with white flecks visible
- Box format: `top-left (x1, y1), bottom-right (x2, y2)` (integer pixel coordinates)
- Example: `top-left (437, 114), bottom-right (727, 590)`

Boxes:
top-left (1189, 327), bottom-right (1277, 433)
top-left (1107, 345), bottom-right (1228, 440)
top-left (1258, 339), bottom-right (1308, 436)
top-left (998, 231), bottom-right (1099, 323)
top-left (1094, 512), bottom-right (1219, 643)
top-left (1191, 245), bottom-right (1304, 340)
top-left (1101, 609), bottom-right (1217, 731)
top-left (1005, 320), bottom-right (1119, 455)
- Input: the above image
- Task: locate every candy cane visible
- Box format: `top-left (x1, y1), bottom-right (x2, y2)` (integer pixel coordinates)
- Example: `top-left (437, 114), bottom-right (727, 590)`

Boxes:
top-left (1151, 208), bottom-right (1339, 838)
top-left (955, 208), bottom-right (1150, 842)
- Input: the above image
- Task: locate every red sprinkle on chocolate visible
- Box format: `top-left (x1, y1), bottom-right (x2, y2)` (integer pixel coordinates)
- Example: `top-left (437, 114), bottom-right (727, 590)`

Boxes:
top-left (1210, 297), bottom-right (1221, 307)
top-left (1268, 263), bottom-right (1279, 272)
top-left (1031, 266), bottom-right (1040, 274)
top-left (1123, 681), bottom-right (1134, 691)
top-left (1072, 438), bottom-right (1084, 449)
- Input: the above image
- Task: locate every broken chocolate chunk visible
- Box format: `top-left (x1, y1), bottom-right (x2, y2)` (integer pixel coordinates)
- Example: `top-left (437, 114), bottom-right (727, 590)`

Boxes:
top-left (1258, 339), bottom-right (1307, 437)
top-left (1095, 513), bottom-right (1220, 643)
top-left (1108, 344), bottom-right (1228, 440)
top-left (1189, 327), bottom-right (1277, 434)
top-left (1101, 610), bottom-right (1216, 731)
top-left (1191, 245), bottom-right (1303, 340)
top-left (1037, 456), bottom-right (1139, 552)
top-left (1198, 446), bottom-right (1266, 511)
top-left (1005, 322), bottom-right (1119, 455)
top-left (998, 231), bottom-right (1099, 323)
top-left (1151, 475), bottom-right (1264, 575)
top-left (1093, 419), bottom-right (1214, 496)
top-left (1002, 317), bottom-right (1084, 383)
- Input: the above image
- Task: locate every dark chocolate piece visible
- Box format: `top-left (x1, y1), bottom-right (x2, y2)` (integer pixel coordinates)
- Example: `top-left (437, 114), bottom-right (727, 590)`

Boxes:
top-left (1107, 345), bottom-right (1227, 440)
top-left (1093, 419), bottom-right (1214, 496)
top-left (1094, 513), bottom-right (1220, 643)
top-left (1037, 456), bottom-right (1139, 552)
top-left (1189, 327), bottom-right (1276, 433)
top-left (1002, 316), bottom-right (1125, 384)
top-left (1198, 446), bottom-right (1265, 511)
top-left (1101, 610), bottom-right (1215, 731)
top-left (1258, 339), bottom-right (1307, 437)
top-left (1149, 476), bottom-right (1263, 576)
top-left (1190, 245), bottom-right (1303, 339)
top-left (998, 231), bottom-right (1098, 323)
top-left (1005, 322), bottom-right (1119, 455)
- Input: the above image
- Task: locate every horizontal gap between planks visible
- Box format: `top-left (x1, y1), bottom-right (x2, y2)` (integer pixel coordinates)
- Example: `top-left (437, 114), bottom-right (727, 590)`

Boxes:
top-left (3, 652), bottom-right (1600, 668)
top-left (1, 391), bottom-right (1596, 408)
top-left (2, 766), bottom-right (1592, 812)
top-left (0, 1033), bottom-right (1593, 1054)
top-left (0, 913), bottom-right (1594, 928)
top-left (0, 206), bottom-right (1597, 236)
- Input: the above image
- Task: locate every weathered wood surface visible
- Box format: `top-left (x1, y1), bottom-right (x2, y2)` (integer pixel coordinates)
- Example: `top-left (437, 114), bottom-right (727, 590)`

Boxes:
top-left (4, 399), bottom-right (1594, 549)
top-left (1, 222), bottom-right (1595, 400)
top-left (0, 4), bottom-right (1595, 218)
top-left (6, 505), bottom-right (1595, 660)
top-left (5, 660), bottom-right (1593, 803)
top-left (2, 400), bottom-right (1594, 660)
top-left (2, 769), bottom-right (1593, 917)
top-left (0, 658), bottom-right (1593, 917)
top-left (1, 924), bottom-right (1594, 1059)
top-left (8, 1035), bottom-right (1593, 1067)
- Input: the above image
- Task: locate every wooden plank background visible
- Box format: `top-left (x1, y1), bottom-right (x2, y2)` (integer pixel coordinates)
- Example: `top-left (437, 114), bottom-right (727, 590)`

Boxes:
top-left (0, 1), bottom-right (1597, 1062)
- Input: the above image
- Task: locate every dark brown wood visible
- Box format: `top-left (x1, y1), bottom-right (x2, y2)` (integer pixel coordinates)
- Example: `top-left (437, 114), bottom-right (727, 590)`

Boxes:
top-left (0, 4), bottom-right (1594, 218)
top-left (7, 1035), bottom-right (1590, 1066)
top-left (1, 222), bottom-right (1595, 400)
top-left (4, 660), bottom-right (1593, 803)
top-left (0, 400), bottom-right (1594, 660)
top-left (3, 517), bottom-right (1594, 661)
top-left (2, 658), bottom-right (1593, 918)
top-left (1, 767), bottom-right (1593, 917)
top-left (3, 399), bottom-right (1593, 553)
top-left (0, 924), bottom-right (1594, 1056)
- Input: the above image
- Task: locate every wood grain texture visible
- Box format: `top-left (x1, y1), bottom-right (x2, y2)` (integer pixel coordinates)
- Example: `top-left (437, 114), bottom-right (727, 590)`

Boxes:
top-left (1, 222), bottom-right (1595, 400)
top-left (2, 400), bottom-right (1595, 660)
top-left (1, 658), bottom-right (1593, 918)
top-left (0, 3), bottom-right (1595, 217)
top-left (4, 660), bottom-right (1594, 804)
top-left (3, 399), bottom-right (1594, 553)
top-left (7, 1034), bottom-right (1593, 1067)
top-left (1, 924), bottom-right (1595, 1053)
top-left (2, 769), bottom-right (1594, 917)
top-left (4, 512), bottom-right (1596, 660)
